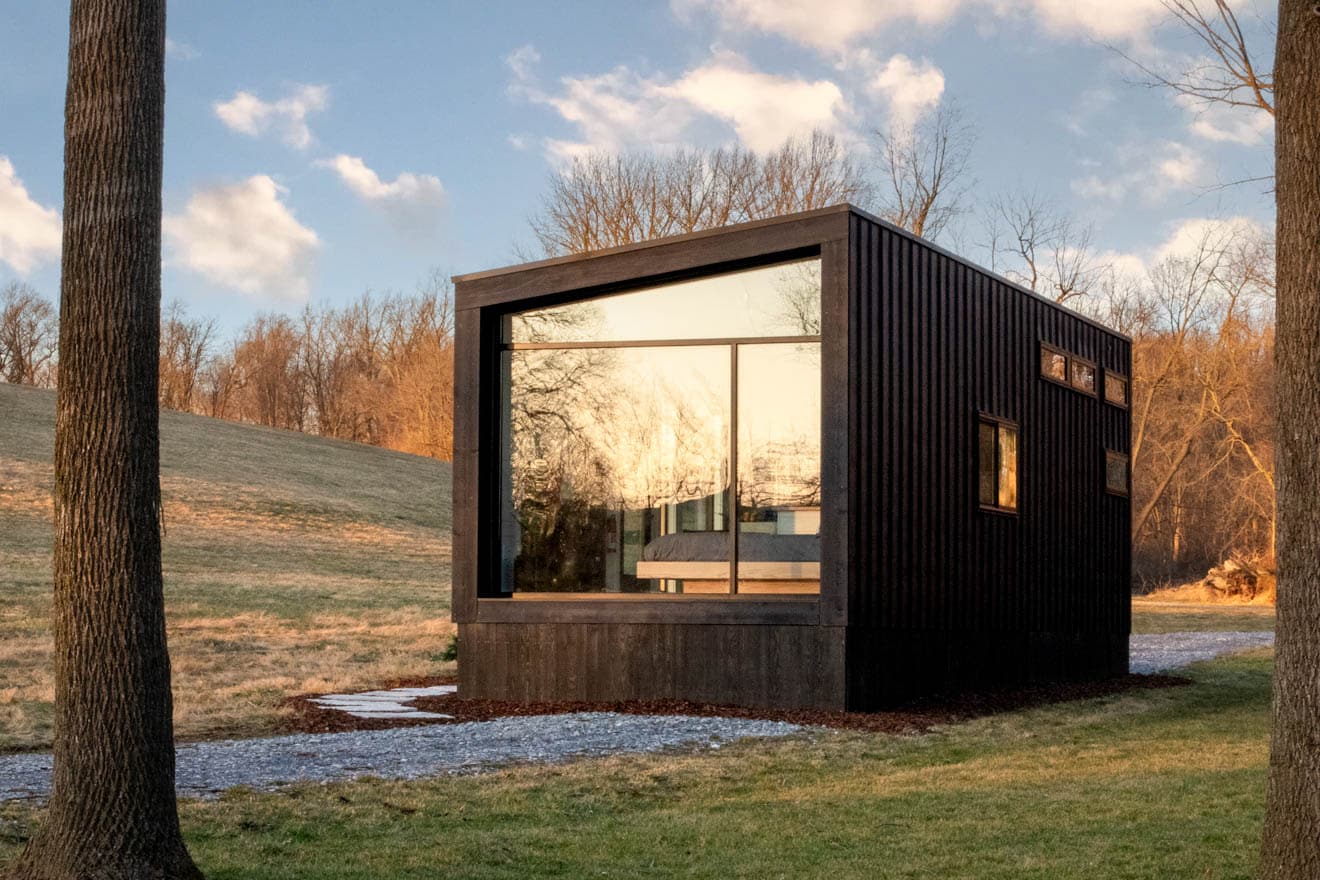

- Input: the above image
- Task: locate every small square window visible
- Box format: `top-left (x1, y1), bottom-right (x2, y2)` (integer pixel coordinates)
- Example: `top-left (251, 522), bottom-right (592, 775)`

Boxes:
top-left (1040, 345), bottom-right (1067, 383)
top-left (1106, 450), bottom-right (1130, 496)
top-left (979, 416), bottom-right (1019, 513)
top-left (1069, 358), bottom-right (1096, 394)
top-left (1104, 371), bottom-right (1128, 407)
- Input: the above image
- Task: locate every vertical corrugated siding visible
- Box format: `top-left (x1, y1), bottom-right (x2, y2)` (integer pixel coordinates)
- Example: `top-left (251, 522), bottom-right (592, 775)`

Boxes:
top-left (846, 214), bottom-right (1131, 706)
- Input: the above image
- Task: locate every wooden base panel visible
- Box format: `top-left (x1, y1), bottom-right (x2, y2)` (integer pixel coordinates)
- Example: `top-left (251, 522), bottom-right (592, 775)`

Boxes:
top-left (458, 622), bottom-right (846, 710)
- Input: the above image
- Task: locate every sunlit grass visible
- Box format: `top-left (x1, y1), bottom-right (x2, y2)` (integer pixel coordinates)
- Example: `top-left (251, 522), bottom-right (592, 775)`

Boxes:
top-left (0, 383), bottom-right (453, 752)
top-left (0, 651), bottom-right (1273, 879)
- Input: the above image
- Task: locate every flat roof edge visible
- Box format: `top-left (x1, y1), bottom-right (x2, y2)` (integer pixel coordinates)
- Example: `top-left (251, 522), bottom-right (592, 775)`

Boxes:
top-left (453, 202), bottom-right (1130, 343)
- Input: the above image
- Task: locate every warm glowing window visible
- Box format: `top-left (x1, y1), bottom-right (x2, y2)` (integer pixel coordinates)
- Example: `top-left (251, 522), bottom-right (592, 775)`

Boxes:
top-left (979, 416), bottom-right (1019, 513)
top-left (1104, 371), bottom-right (1128, 407)
top-left (499, 259), bottom-right (822, 597)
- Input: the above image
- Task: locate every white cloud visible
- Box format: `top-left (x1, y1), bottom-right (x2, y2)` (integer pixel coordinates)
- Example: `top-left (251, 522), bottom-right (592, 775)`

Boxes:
top-left (1072, 140), bottom-right (1206, 205)
top-left (862, 53), bottom-right (945, 128)
top-left (1098, 215), bottom-right (1266, 279)
top-left (316, 154), bottom-right (446, 237)
top-left (165, 38), bottom-right (199, 60)
top-left (163, 175), bottom-right (319, 303)
top-left (664, 55), bottom-right (848, 152)
top-left (0, 157), bottom-right (61, 275)
top-left (676, 0), bottom-right (1165, 50)
top-left (506, 45), bottom-right (848, 159)
top-left (1155, 215), bottom-right (1265, 261)
top-left (214, 84), bottom-right (329, 150)
top-left (1176, 95), bottom-right (1275, 145)
top-left (673, 0), bottom-right (962, 51)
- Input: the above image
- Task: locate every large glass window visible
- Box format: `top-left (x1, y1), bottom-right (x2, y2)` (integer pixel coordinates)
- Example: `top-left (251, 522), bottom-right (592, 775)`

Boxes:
top-left (499, 260), bottom-right (822, 596)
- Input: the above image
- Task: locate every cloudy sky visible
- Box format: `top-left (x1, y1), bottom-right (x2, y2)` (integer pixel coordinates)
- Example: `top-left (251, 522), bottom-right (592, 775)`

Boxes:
top-left (0, 1), bottom-right (1274, 332)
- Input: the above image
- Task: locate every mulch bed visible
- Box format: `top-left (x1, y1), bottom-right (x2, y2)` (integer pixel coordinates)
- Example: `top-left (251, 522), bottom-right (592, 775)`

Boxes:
top-left (280, 673), bottom-right (1190, 737)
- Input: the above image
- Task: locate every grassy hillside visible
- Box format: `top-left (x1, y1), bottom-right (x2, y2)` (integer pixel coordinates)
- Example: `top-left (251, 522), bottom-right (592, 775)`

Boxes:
top-left (0, 382), bottom-right (454, 752)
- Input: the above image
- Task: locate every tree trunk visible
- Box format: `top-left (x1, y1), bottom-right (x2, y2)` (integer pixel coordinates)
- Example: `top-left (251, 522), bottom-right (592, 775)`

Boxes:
top-left (3, 1), bottom-right (203, 878)
top-left (1258, 2), bottom-right (1320, 877)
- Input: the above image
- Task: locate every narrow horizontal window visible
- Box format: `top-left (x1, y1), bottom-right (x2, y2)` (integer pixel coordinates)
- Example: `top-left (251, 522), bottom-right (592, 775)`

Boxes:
top-left (1104, 371), bottom-right (1129, 408)
top-left (979, 415), bottom-right (1019, 514)
top-left (1105, 450), bottom-right (1130, 496)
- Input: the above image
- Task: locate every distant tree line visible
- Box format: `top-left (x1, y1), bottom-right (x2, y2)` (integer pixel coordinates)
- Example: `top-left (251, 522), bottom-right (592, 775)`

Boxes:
top-left (2, 272), bottom-right (455, 461)
top-left (0, 120), bottom-right (1277, 584)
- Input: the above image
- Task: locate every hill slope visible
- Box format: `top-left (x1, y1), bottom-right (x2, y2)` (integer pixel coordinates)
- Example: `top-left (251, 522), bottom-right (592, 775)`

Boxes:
top-left (0, 382), bottom-right (454, 751)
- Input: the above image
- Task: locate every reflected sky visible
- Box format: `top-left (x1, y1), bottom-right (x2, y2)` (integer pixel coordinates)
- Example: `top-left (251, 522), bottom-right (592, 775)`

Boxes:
top-left (508, 258), bottom-right (821, 343)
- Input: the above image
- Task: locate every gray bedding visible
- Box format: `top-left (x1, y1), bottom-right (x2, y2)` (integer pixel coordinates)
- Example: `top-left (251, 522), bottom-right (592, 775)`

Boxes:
top-left (641, 532), bottom-right (819, 563)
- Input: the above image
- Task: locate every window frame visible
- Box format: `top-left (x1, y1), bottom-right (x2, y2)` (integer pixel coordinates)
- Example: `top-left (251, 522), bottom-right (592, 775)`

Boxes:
top-left (1103, 369), bottom-right (1129, 409)
top-left (496, 257), bottom-right (825, 599)
top-left (1105, 449), bottom-right (1131, 497)
top-left (1039, 342), bottom-right (1070, 388)
top-left (978, 413), bottom-right (1020, 516)
top-left (1068, 354), bottom-right (1098, 396)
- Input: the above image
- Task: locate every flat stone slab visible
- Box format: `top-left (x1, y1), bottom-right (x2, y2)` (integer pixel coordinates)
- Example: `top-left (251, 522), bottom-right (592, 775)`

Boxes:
top-left (311, 684), bottom-right (457, 719)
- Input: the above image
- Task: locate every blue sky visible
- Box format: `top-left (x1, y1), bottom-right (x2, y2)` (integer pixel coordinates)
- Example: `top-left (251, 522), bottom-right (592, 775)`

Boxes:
top-left (0, 0), bottom-right (1274, 334)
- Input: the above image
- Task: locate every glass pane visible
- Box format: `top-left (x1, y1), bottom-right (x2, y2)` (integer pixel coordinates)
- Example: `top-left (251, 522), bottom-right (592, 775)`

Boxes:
top-left (737, 343), bottom-right (821, 594)
top-left (507, 259), bottom-right (821, 344)
top-left (502, 346), bottom-right (730, 593)
top-left (1105, 373), bottom-right (1128, 406)
top-left (1106, 451), bottom-right (1129, 494)
top-left (998, 426), bottom-right (1019, 510)
top-left (1041, 347), bottom-right (1067, 382)
top-left (978, 422), bottom-right (997, 506)
top-left (1069, 359), bottom-right (1096, 393)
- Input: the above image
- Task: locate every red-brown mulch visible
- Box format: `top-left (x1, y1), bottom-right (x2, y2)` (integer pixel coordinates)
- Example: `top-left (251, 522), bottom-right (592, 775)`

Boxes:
top-left (280, 673), bottom-right (1190, 737)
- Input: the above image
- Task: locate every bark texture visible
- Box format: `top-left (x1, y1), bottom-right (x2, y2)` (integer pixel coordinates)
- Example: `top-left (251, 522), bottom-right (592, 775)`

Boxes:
top-left (3, 1), bottom-right (203, 878)
top-left (1259, 2), bottom-right (1320, 877)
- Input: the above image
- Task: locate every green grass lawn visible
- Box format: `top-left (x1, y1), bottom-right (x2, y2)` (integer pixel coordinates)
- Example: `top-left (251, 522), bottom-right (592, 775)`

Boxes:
top-left (0, 382), bottom-right (454, 751)
top-left (1131, 599), bottom-right (1275, 634)
top-left (0, 651), bottom-right (1271, 878)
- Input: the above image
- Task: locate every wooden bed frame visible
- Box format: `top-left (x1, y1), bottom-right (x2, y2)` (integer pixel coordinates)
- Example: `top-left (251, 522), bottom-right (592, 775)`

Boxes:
top-left (634, 560), bottom-right (821, 594)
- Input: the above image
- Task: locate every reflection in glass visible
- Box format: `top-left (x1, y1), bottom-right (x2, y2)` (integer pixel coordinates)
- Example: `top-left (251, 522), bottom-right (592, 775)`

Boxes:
top-left (1104, 372), bottom-right (1128, 406)
top-left (1041, 347), bottom-right (1066, 382)
top-left (736, 343), bottom-right (822, 594)
top-left (507, 259), bottom-right (822, 344)
top-left (978, 422), bottom-right (997, 506)
top-left (1106, 450), bottom-right (1129, 495)
top-left (998, 426), bottom-right (1019, 509)
top-left (1069, 359), bottom-right (1096, 393)
top-left (501, 346), bottom-right (730, 593)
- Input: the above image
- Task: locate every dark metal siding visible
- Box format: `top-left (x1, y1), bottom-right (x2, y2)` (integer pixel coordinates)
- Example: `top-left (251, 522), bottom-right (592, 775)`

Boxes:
top-left (844, 213), bottom-right (1130, 707)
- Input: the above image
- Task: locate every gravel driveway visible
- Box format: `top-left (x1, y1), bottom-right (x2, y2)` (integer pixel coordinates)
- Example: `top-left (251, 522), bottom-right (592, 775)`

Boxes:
top-left (0, 713), bottom-right (800, 803)
top-left (0, 630), bottom-right (1275, 803)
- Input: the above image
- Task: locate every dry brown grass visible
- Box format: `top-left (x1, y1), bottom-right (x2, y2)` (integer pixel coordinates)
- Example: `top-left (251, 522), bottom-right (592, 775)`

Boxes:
top-left (0, 382), bottom-right (454, 753)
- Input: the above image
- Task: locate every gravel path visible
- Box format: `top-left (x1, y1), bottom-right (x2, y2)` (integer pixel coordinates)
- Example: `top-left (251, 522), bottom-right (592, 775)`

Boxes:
top-left (0, 630), bottom-right (1276, 803)
top-left (0, 713), bottom-right (801, 803)
top-left (1129, 630), bottom-right (1274, 674)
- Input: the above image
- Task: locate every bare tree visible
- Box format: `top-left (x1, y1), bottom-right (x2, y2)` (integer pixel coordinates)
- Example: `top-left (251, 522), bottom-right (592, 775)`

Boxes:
top-left (531, 130), bottom-right (868, 256)
top-left (982, 191), bottom-right (1105, 306)
top-left (1259, 2), bottom-right (1320, 875)
top-left (0, 282), bottom-right (58, 387)
top-left (4, 0), bottom-right (204, 876)
top-left (1119, 0), bottom-right (1273, 116)
top-left (873, 103), bottom-right (975, 241)
top-left (159, 299), bottom-right (215, 413)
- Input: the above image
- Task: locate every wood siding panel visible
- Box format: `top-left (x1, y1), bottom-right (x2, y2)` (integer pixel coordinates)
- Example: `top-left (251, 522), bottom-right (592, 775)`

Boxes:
top-left (844, 213), bottom-right (1131, 707)
top-left (459, 623), bottom-right (847, 710)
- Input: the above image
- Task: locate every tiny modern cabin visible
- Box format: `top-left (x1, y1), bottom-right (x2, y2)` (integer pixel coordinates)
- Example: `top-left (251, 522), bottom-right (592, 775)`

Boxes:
top-left (451, 204), bottom-right (1131, 710)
